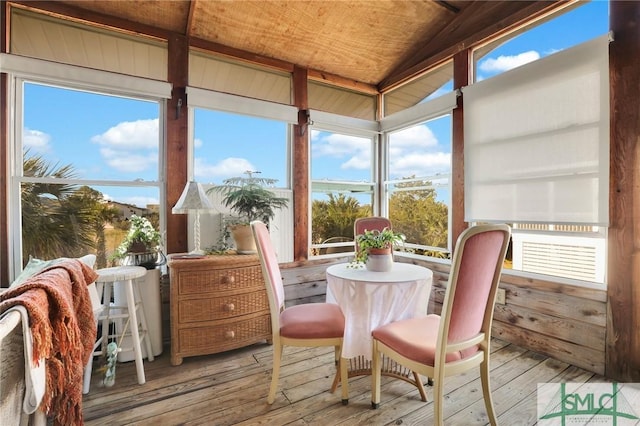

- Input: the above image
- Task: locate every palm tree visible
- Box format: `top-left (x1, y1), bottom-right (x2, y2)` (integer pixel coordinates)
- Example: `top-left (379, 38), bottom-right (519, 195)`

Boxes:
top-left (312, 193), bottom-right (365, 244)
top-left (21, 153), bottom-right (95, 263)
top-left (65, 186), bottom-right (121, 268)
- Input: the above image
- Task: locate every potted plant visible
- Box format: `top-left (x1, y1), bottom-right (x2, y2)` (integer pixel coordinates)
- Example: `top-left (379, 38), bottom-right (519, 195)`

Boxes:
top-left (111, 214), bottom-right (165, 268)
top-left (207, 171), bottom-right (288, 253)
top-left (353, 227), bottom-right (405, 271)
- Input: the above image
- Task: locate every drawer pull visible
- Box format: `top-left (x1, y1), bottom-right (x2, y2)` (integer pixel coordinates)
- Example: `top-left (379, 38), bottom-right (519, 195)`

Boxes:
top-left (225, 303), bottom-right (235, 312)
top-left (225, 330), bottom-right (236, 339)
top-left (221, 275), bottom-right (235, 284)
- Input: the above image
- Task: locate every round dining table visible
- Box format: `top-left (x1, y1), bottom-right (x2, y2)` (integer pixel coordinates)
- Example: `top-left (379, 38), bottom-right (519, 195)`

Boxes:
top-left (325, 262), bottom-right (433, 360)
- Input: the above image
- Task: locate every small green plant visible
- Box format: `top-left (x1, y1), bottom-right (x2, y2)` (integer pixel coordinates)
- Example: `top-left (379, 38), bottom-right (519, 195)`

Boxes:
top-left (353, 227), bottom-right (406, 264)
top-left (206, 171), bottom-right (288, 225)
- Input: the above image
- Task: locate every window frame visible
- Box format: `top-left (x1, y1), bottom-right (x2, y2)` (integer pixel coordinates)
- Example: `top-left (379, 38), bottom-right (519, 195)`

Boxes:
top-left (6, 67), bottom-right (168, 280)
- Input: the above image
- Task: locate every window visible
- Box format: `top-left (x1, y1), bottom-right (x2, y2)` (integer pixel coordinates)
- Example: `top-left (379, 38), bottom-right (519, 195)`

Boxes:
top-left (190, 105), bottom-right (293, 261)
top-left (13, 80), bottom-right (164, 274)
top-left (193, 109), bottom-right (289, 185)
top-left (385, 115), bottom-right (452, 258)
top-left (466, 1), bottom-right (609, 285)
top-left (310, 126), bottom-right (377, 256)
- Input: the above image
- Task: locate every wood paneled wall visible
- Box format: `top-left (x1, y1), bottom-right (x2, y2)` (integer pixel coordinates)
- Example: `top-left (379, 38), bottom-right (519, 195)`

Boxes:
top-left (280, 257), bottom-right (607, 376)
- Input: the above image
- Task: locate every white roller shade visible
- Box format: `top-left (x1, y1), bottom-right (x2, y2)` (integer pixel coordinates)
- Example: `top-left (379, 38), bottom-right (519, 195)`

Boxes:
top-left (308, 109), bottom-right (379, 135)
top-left (463, 34), bottom-right (610, 226)
top-left (380, 90), bottom-right (458, 132)
top-left (186, 86), bottom-right (298, 123)
top-left (0, 53), bottom-right (171, 99)
top-left (11, 9), bottom-right (168, 82)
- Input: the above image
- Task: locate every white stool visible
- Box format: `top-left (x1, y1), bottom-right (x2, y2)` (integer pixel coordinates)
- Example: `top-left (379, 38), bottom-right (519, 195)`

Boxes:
top-left (96, 266), bottom-right (154, 385)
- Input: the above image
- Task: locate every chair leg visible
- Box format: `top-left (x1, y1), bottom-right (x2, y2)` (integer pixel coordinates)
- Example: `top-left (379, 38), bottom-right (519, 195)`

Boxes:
top-left (330, 364), bottom-right (340, 393)
top-left (334, 344), bottom-right (340, 364)
top-left (268, 343), bottom-right (283, 404)
top-left (412, 371), bottom-right (428, 402)
top-left (480, 357), bottom-right (498, 426)
top-left (83, 355), bottom-right (93, 394)
top-left (340, 356), bottom-right (349, 405)
top-left (371, 341), bottom-right (381, 409)
top-left (433, 379), bottom-right (444, 426)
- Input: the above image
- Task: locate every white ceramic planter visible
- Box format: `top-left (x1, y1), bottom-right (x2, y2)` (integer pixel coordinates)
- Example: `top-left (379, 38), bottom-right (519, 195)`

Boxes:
top-left (366, 252), bottom-right (393, 272)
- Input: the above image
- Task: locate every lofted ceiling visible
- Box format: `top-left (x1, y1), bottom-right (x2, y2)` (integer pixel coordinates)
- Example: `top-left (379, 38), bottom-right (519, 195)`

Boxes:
top-left (7, 0), bottom-right (570, 92)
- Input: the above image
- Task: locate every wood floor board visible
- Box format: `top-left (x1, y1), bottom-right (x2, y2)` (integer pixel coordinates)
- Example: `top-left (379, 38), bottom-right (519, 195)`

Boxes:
top-left (82, 339), bottom-right (610, 426)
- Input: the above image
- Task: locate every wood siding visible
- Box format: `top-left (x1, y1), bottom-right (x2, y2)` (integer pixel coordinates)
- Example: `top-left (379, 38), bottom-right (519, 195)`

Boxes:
top-left (278, 257), bottom-right (606, 376)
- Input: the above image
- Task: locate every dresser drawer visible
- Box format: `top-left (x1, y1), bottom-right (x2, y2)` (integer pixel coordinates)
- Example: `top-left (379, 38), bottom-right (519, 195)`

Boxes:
top-left (169, 254), bottom-right (271, 365)
top-left (178, 290), bottom-right (269, 323)
top-left (178, 313), bottom-right (271, 354)
top-left (178, 265), bottom-right (263, 295)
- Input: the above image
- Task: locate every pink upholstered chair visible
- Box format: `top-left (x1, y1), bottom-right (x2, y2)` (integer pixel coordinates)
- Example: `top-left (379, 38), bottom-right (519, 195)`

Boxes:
top-left (371, 224), bottom-right (511, 425)
top-left (251, 221), bottom-right (349, 405)
top-left (354, 216), bottom-right (392, 253)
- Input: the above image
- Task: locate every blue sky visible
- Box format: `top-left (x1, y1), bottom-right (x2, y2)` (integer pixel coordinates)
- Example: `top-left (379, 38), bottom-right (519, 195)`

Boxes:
top-left (21, 1), bottom-right (608, 209)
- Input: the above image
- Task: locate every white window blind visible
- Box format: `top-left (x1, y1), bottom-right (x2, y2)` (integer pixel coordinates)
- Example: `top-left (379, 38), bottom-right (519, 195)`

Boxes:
top-left (0, 53), bottom-right (171, 99)
top-left (186, 86), bottom-right (298, 124)
top-left (463, 34), bottom-right (610, 226)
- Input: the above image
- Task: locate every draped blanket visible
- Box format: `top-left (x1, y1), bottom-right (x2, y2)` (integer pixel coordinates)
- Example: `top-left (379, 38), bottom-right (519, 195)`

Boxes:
top-left (0, 259), bottom-right (98, 425)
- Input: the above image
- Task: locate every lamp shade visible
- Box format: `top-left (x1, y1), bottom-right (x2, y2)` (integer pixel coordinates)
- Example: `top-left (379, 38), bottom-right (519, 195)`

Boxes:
top-left (172, 181), bottom-right (213, 213)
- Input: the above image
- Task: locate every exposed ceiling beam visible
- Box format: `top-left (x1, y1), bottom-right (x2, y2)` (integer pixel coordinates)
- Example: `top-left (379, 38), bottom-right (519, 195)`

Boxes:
top-left (185, 0), bottom-right (196, 37)
top-left (435, 1), bottom-right (460, 14)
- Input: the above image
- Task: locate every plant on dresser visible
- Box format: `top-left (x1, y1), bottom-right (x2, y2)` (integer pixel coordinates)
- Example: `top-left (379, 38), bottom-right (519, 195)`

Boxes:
top-left (167, 254), bottom-right (272, 366)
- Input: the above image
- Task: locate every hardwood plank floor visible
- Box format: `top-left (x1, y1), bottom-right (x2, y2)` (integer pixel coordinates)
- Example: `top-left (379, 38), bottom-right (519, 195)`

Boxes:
top-left (82, 339), bottom-right (605, 425)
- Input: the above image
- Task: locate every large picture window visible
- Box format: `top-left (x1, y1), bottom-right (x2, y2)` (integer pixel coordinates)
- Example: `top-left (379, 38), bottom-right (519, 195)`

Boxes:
top-left (13, 80), bottom-right (165, 274)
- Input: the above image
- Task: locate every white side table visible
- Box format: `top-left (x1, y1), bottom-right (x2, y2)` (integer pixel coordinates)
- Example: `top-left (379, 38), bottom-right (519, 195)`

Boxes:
top-left (96, 266), bottom-right (154, 385)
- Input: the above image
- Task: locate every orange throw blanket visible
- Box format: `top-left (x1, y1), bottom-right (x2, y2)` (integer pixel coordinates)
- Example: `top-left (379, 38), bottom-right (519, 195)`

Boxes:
top-left (0, 259), bottom-right (98, 426)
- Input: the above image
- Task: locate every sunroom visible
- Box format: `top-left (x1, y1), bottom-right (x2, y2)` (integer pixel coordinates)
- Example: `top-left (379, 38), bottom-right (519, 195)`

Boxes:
top-left (1, 0), bottom-right (639, 424)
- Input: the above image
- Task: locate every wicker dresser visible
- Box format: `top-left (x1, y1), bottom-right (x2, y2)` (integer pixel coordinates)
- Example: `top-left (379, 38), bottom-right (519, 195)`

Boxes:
top-left (168, 254), bottom-right (271, 366)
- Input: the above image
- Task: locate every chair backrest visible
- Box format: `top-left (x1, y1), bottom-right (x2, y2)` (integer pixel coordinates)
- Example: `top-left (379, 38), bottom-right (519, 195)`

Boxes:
top-left (437, 224), bottom-right (511, 360)
top-left (354, 217), bottom-right (392, 253)
top-left (251, 221), bottom-right (285, 334)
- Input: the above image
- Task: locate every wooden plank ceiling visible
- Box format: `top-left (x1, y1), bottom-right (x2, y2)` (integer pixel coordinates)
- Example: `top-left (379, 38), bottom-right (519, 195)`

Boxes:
top-left (10, 0), bottom-right (567, 92)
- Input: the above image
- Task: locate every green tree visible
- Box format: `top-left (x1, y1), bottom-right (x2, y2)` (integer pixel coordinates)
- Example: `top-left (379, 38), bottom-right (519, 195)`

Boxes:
top-left (21, 153), bottom-right (123, 266)
top-left (311, 193), bottom-right (367, 243)
top-left (310, 178), bottom-right (449, 257)
top-left (21, 153), bottom-right (94, 262)
top-left (65, 186), bottom-right (121, 268)
top-left (389, 179), bottom-right (448, 250)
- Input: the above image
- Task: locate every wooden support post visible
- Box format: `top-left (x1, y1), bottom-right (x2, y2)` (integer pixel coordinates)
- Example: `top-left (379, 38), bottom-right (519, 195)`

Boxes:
top-left (607, 0), bottom-right (640, 381)
top-left (292, 66), bottom-right (309, 262)
top-left (451, 49), bottom-right (470, 251)
top-left (166, 34), bottom-right (189, 255)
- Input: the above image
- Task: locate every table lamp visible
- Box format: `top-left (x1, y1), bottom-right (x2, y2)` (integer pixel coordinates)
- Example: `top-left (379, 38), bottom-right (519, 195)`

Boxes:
top-left (172, 181), bottom-right (213, 255)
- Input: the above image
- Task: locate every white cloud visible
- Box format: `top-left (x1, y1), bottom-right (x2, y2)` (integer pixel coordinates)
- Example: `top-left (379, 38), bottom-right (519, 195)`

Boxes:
top-left (390, 151), bottom-right (451, 179)
top-left (312, 132), bottom-right (370, 157)
top-left (390, 125), bottom-right (438, 148)
top-left (194, 138), bottom-right (203, 149)
top-left (341, 155), bottom-right (371, 170)
top-left (194, 157), bottom-right (255, 182)
top-left (100, 147), bottom-right (157, 173)
top-left (479, 50), bottom-right (541, 73)
top-left (91, 118), bottom-right (159, 173)
top-left (311, 131), bottom-right (372, 170)
top-left (23, 128), bottom-right (51, 153)
top-left (91, 118), bottom-right (159, 149)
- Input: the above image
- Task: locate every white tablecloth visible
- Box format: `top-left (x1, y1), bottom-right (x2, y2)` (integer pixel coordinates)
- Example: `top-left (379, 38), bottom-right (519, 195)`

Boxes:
top-left (326, 262), bottom-right (433, 359)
